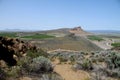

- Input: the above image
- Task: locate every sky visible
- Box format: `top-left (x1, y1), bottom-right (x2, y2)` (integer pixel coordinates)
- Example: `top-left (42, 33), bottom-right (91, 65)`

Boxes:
top-left (0, 0), bottom-right (120, 30)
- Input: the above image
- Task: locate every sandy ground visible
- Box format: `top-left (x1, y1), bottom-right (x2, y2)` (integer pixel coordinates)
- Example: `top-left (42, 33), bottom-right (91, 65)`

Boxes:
top-left (53, 60), bottom-right (90, 80)
top-left (54, 64), bottom-right (90, 80)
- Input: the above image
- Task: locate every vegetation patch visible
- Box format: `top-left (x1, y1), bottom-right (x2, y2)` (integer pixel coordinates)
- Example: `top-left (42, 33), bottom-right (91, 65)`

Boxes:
top-left (111, 42), bottom-right (120, 47)
top-left (21, 34), bottom-right (55, 39)
top-left (87, 35), bottom-right (104, 41)
top-left (0, 32), bottom-right (17, 38)
top-left (26, 49), bottom-right (48, 59)
top-left (22, 56), bottom-right (53, 74)
top-left (0, 68), bottom-right (6, 80)
top-left (50, 50), bottom-right (120, 79)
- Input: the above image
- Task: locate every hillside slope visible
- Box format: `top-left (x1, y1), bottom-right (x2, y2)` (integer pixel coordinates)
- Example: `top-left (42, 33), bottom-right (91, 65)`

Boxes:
top-left (37, 36), bottom-right (102, 51)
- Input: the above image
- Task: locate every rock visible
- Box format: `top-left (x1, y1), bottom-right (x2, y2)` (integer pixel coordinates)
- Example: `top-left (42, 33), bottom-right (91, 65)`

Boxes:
top-left (0, 37), bottom-right (37, 66)
top-left (69, 26), bottom-right (92, 36)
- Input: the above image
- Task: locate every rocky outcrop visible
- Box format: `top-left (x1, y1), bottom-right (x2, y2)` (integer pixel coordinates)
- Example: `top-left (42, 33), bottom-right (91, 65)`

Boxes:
top-left (0, 37), bottom-right (36, 66)
top-left (70, 26), bottom-right (84, 31)
top-left (69, 26), bottom-right (92, 36)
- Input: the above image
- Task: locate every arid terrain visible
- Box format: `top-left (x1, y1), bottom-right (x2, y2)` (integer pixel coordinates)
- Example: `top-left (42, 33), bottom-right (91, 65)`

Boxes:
top-left (0, 27), bottom-right (120, 80)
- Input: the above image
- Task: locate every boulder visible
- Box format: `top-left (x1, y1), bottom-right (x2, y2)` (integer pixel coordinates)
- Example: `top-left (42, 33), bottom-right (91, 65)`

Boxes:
top-left (0, 37), bottom-right (36, 66)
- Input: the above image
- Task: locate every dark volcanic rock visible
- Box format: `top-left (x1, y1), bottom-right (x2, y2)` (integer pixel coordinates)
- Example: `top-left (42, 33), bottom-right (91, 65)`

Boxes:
top-left (0, 36), bottom-right (36, 66)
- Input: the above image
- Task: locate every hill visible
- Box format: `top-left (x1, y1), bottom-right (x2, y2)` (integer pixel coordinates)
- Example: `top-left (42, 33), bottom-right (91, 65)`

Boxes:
top-left (69, 26), bottom-right (92, 36)
top-left (26, 27), bottom-right (101, 51)
top-left (34, 35), bottom-right (102, 52)
top-left (0, 27), bottom-right (102, 51)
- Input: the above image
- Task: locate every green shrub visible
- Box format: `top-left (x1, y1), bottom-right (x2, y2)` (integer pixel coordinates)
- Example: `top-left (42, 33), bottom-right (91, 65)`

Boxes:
top-left (7, 66), bottom-right (21, 78)
top-left (0, 68), bottom-right (6, 80)
top-left (24, 56), bottom-right (53, 74)
top-left (58, 57), bottom-right (68, 63)
top-left (26, 49), bottom-right (48, 59)
top-left (69, 55), bottom-right (76, 64)
top-left (106, 68), bottom-right (120, 78)
top-left (17, 56), bottom-right (31, 66)
top-left (105, 52), bottom-right (120, 69)
top-left (81, 59), bottom-right (93, 70)
top-left (74, 59), bottom-right (93, 71)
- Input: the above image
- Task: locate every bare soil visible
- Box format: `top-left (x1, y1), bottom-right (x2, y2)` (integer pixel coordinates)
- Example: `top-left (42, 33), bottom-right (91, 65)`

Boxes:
top-left (53, 60), bottom-right (90, 80)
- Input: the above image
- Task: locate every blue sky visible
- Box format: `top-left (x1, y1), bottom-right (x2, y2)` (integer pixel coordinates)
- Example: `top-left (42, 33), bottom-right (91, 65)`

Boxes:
top-left (0, 0), bottom-right (120, 30)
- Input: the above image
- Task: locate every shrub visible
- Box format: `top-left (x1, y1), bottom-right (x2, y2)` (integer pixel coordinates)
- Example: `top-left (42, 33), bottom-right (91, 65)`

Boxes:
top-left (27, 49), bottom-right (48, 59)
top-left (24, 56), bottom-right (53, 74)
top-left (17, 56), bottom-right (31, 66)
top-left (49, 51), bottom-right (84, 64)
top-left (106, 68), bottom-right (120, 78)
top-left (39, 73), bottom-right (64, 80)
top-left (74, 59), bottom-right (93, 71)
top-left (90, 71), bottom-right (108, 80)
top-left (0, 68), bottom-right (6, 80)
top-left (58, 56), bottom-right (68, 63)
top-left (6, 66), bottom-right (21, 78)
top-left (105, 52), bottom-right (120, 69)
top-left (69, 55), bottom-right (76, 64)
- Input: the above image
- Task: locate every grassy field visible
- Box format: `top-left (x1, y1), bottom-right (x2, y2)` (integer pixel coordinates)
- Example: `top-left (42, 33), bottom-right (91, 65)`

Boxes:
top-left (21, 34), bottom-right (55, 39)
top-left (0, 32), bottom-right (55, 40)
top-left (111, 42), bottom-right (120, 47)
top-left (0, 32), bottom-right (17, 38)
top-left (87, 35), bottom-right (104, 41)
